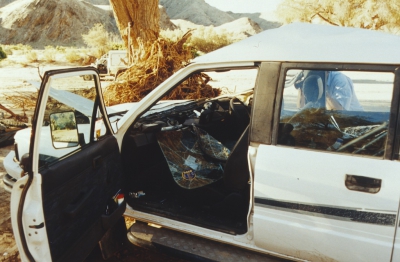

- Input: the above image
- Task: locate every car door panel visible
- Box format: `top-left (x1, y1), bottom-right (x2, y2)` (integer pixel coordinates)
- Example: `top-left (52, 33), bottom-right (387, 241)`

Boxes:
top-left (253, 145), bottom-right (400, 261)
top-left (10, 68), bottom-right (126, 262)
top-left (41, 136), bottom-right (123, 261)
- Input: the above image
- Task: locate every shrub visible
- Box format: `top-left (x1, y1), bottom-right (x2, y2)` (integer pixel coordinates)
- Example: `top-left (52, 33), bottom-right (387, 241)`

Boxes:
top-left (25, 50), bottom-right (38, 62)
top-left (55, 46), bottom-right (67, 52)
top-left (2, 46), bottom-right (13, 55)
top-left (189, 27), bottom-right (233, 53)
top-left (44, 46), bottom-right (57, 63)
top-left (65, 49), bottom-right (82, 64)
top-left (109, 41), bottom-right (125, 50)
top-left (0, 46), bottom-right (7, 60)
top-left (82, 23), bottom-right (110, 57)
top-left (161, 27), bottom-right (235, 55)
top-left (108, 33), bottom-right (124, 50)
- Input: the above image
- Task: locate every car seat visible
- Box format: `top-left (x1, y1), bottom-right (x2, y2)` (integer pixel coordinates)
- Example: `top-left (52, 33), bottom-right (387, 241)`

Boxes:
top-left (302, 75), bottom-right (324, 107)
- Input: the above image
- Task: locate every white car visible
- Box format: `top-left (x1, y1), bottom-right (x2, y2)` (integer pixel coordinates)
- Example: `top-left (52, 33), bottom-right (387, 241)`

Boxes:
top-left (10, 23), bottom-right (400, 262)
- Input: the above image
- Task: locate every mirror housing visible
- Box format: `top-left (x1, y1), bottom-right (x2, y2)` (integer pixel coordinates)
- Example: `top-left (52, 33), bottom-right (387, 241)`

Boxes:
top-left (49, 111), bottom-right (79, 149)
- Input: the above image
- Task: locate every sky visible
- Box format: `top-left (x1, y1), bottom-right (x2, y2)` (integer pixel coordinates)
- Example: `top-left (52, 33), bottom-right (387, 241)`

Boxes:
top-left (203, 0), bottom-right (283, 13)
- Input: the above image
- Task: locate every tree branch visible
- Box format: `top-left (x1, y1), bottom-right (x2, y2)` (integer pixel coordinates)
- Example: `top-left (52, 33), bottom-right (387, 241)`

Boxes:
top-left (311, 12), bottom-right (341, 26)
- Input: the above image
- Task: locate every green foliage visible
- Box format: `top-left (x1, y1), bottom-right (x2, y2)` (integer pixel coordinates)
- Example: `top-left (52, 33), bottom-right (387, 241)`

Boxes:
top-left (109, 41), bottom-right (125, 50)
top-left (277, 0), bottom-right (400, 33)
top-left (0, 46), bottom-right (7, 60)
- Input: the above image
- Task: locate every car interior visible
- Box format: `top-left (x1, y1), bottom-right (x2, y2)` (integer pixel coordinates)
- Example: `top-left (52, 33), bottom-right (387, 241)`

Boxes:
top-left (121, 92), bottom-right (253, 235)
top-left (121, 68), bottom-right (256, 234)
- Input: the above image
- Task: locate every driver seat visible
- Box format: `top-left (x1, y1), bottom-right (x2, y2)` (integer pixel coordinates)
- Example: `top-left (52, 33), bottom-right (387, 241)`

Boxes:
top-left (210, 125), bottom-right (250, 218)
top-left (223, 125), bottom-right (250, 193)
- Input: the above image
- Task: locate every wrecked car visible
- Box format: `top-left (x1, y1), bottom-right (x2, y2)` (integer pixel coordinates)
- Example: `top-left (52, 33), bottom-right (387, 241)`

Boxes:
top-left (83, 50), bottom-right (128, 80)
top-left (9, 23), bottom-right (400, 261)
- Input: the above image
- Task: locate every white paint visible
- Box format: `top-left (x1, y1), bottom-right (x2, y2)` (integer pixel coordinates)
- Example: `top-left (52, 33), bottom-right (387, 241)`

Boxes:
top-left (253, 145), bottom-right (400, 261)
top-left (195, 23), bottom-right (400, 65)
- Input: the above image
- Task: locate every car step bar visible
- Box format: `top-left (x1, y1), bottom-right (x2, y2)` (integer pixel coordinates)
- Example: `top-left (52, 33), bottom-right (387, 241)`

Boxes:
top-left (127, 221), bottom-right (287, 262)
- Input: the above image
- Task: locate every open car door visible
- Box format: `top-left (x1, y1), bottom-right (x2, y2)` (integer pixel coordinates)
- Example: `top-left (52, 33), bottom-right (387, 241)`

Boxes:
top-left (10, 68), bottom-right (125, 261)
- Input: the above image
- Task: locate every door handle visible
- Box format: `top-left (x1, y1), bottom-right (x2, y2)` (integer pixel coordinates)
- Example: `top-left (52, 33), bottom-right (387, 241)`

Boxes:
top-left (345, 174), bottom-right (381, 194)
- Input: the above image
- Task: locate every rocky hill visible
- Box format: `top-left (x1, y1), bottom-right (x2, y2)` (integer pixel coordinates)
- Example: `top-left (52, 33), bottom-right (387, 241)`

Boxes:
top-left (0, 0), bottom-right (118, 47)
top-left (227, 12), bottom-right (281, 31)
top-left (0, 0), bottom-right (108, 8)
top-left (159, 0), bottom-right (234, 26)
top-left (159, 0), bottom-right (281, 30)
top-left (0, 0), bottom-right (281, 48)
top-left (0, 0), bottom-right (13, 8)
top-left (172, 17), bottom-right (263, 41)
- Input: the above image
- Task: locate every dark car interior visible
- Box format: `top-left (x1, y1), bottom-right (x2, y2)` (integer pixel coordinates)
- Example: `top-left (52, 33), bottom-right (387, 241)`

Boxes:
top-left (121, 95), bottom-right (252, 235)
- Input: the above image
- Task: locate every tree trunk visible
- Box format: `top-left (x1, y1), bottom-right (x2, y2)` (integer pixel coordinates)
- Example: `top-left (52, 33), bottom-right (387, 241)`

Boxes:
top-left (109, 0), bottom-right (160, 62)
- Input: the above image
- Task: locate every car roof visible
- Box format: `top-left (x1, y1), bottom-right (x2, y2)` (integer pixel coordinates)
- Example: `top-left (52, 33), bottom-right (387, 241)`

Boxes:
top-left (194, 23), bottom-right (400, 65)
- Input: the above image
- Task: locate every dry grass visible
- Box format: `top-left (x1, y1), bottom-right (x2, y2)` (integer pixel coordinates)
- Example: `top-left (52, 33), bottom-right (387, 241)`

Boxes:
top-left (25, 50), bottom-right (38, 63)
top-left (64, 49), bottom-right (82, 63)
top-left (103, 32), bottom-right (220, 106)
top-left (43, 46), bottom-right (57, 63)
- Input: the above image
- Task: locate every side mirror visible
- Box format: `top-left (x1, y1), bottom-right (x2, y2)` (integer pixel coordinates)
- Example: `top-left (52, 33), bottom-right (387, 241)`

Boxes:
top-left (49, 111), bottom-right (79, 149)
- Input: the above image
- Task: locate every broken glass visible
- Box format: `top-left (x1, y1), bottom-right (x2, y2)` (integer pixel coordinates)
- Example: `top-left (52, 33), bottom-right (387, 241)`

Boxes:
top-left (156, 126), bottom-right (230, 189)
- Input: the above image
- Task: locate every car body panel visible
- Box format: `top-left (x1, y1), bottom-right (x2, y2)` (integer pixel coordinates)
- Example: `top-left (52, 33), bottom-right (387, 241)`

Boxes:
top-left (194, 23), bottom-right (400, 65)
top-left (11, 23), bottom-right (400, 261)
top-left (253, 146), bottom-right (400, 261)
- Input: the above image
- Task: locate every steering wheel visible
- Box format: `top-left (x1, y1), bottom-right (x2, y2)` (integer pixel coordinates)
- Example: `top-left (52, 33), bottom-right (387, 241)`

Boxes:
top-left (229, 97), bottom-right (250, 118)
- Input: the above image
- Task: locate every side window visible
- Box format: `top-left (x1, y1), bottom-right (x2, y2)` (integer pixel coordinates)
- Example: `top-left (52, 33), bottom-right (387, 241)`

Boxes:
top-left (279, 69), bottom-right (394, 158)
top-left (38, 73), bottom-right (103, 167)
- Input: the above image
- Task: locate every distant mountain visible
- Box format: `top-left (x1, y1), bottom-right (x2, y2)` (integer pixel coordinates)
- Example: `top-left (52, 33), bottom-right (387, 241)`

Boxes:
top-left (159, 0), bottom-right (281, 30)
top-left (85, 0), bottom-right (109, 4)
top-left (160, 5), bottom-right (177, 30)
top-left (0, 0), bottom-right (109, 8)
top-left (0, 0), bottom-right (118, 47)
top-left (0, 0), bottom-right (281, 47)
top-left (0, 0), bottom-right (13, 8)
top-left (159, 0), bottom-right (235, 26)
top-left (172, 17), bottom-right (263, 41)
top-left (227, 12), bottom-right (281, 31)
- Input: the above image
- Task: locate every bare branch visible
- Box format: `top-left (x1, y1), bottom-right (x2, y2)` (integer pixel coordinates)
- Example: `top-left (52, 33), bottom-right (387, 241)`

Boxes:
top-left (311, 13), bottom-right (341, 26)
top-left (37, 65), bottom-right (43, 81)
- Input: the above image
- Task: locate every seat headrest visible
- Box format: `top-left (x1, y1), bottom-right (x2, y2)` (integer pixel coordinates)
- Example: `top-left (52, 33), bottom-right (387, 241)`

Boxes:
top-left (302, 75), bottom-right (323, 103)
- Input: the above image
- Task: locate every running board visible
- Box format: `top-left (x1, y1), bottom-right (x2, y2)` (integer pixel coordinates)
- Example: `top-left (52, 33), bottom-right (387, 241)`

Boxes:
top-left (127, 221), bottom-right (287, 262)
